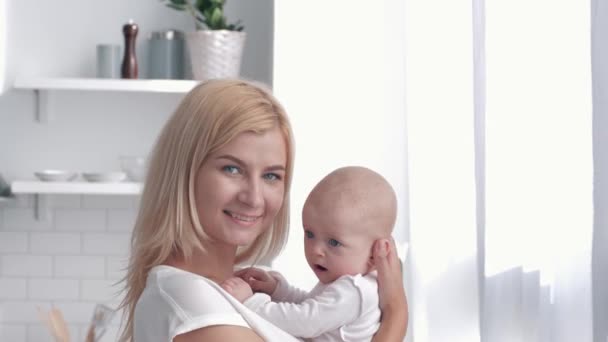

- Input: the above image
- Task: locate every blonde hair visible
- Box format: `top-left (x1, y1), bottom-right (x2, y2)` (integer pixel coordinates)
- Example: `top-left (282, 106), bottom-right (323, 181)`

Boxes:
top-left (118, 79), bottom-right (294, 341)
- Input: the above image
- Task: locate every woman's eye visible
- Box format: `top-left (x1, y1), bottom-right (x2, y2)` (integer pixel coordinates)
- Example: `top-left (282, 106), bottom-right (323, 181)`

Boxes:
top-left (263, 173), bottom-right (282, 181)
top-left (328, 239), bottom-right (342, 247)
top-left (222, 165), bottom-right (240, 175)
top-left (305, 230), bottom-right (314, 239)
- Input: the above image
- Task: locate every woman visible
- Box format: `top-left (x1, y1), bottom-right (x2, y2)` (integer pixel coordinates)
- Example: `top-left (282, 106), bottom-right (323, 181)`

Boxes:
top-left (118, 79), bottom-right (407, 341)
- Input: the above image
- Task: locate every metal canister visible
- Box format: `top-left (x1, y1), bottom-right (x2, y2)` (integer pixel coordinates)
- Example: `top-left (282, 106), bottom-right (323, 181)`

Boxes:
top-left (147, 30), bottom-right (185, 79)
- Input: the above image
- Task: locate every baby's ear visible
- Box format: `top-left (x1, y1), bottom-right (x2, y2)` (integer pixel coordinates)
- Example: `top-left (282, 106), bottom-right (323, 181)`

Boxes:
top-left (367, 254), bottom-right (376, 270)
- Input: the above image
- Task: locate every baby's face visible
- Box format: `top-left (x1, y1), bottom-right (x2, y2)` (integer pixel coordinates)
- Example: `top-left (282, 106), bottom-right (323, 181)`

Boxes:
top-left (302, 201), bottom-right (375, 284)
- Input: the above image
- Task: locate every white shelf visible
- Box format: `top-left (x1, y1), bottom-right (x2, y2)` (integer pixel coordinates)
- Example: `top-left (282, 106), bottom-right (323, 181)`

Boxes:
top-left (11, 181), bottom-right (142, 220)
top-left (11, 181), bottom-right (142, 195)
top-left (13, 77), bottom-right (199, 122)
top-left (14, 77), bottom-right (199, 93)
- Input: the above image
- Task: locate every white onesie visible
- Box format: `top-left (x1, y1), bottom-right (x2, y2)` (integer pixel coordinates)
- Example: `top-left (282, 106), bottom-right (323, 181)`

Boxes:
top-left (243, 272), bottom-right (380, 342)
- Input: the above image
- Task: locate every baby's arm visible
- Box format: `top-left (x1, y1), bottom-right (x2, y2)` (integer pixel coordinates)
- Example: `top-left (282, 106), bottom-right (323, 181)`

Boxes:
top-left (235, 267), bottom-right (278, 295)
top-left (236, 267), bottom-right (309, 303)
top-left (243, 276), bottom-right (363, 338)
top-left (220, 277), bottom-right (253, 302)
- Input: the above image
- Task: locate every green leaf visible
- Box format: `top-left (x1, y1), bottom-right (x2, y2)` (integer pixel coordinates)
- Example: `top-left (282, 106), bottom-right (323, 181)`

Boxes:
top-left (162, 0), bottom-right (241, 31)
top-left (208, 7), bottom-right (224, 29)
top-left (226, 19), bottom-right (244, 32)
top-left (166, 3), bottom-right (187, 11)
top-left (195, 18), bottom-right (205, 30)
top-left (196, 0), bottom-right (212, 12)
top-left (228, 24), bottom-right (244, 32)
top-left (229, 20), bottom-right (245, 32)
top-left (195, 13), bottom-right (206, 22)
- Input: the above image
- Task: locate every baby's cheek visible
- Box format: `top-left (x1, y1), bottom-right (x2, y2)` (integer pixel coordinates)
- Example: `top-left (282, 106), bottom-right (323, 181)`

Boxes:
top-left (339, 257), bottom-right (368, 276)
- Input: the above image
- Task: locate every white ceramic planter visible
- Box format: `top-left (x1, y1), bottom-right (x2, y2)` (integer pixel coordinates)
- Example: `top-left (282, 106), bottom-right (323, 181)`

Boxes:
top-left (185, 30), bottom-right (246, 80)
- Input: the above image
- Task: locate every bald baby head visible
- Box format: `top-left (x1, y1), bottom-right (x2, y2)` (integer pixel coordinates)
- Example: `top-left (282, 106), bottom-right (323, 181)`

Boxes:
top-left (303, 166), bottom-right (397, 239)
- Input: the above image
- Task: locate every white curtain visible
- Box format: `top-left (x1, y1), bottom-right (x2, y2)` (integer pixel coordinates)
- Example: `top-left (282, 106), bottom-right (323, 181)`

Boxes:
top-left (274, 1), bottom-right (595, 341)
top-left (0, 0), bottom-right (6, 94)
top-left (404, 0), bottom-right (480, 341)
top-left (483, 1), bottom-right (593, 341)
top-left (406, 0), bottom-right (594, 341)
top-left (592, 0), bottom-right (608, 341)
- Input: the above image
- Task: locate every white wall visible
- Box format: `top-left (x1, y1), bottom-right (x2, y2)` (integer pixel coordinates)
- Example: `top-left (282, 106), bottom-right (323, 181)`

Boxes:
top-left (0, 1), bottom-right (273, 341)
top-left (0, 195), bottom-right (136, 341)
top-left (0, 0), bottom-right (273, 181)
top-left (272, 0), bottom-right (409, 295)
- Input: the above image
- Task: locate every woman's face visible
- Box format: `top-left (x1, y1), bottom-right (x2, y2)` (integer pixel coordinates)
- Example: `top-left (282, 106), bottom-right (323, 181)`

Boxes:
top-left (195, 127), bottom-right (287, 248)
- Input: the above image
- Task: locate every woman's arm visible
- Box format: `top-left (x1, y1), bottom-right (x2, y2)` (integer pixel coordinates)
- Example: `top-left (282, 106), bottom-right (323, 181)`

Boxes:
top-left (173, 325), bottom-right (264, 342)
top-left (371, 238), bottom-right (409, 342)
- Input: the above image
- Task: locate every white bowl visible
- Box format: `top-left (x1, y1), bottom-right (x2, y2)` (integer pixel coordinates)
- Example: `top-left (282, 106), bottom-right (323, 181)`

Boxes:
top-left (82, 172), bottom-right (127, 183)
top-left (34, 170), bottom-right (77, 182)
top-left (119, 156), bottom-right (146, 182)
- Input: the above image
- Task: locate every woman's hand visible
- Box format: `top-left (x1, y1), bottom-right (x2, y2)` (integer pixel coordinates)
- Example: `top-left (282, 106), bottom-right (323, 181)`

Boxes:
top-left (235, 267), bottom-right (278, 295)
top-left (372, 237), bottom-right (409, 341)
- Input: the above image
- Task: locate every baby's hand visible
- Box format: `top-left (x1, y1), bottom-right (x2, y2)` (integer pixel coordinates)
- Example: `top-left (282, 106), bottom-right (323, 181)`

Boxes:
top-left (221, 277), bottom-right (253, 302)
top-left (235, 267), bottom-right (278, 295)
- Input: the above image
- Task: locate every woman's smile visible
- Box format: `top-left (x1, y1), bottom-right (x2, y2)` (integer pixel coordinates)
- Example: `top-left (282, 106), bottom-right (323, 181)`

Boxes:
top-left (224, 210), bottom-right (263, 224)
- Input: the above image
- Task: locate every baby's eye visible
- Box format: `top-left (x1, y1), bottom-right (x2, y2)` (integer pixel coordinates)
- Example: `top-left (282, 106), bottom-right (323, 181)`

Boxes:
top-left (305, 230), bottom-right (314, 239)
top-left (263, 173), bottom-right (282, 181)
top-left (222, 165), bottom-right (240, 175)
top-left (328, 239), bottom-right (342, 247)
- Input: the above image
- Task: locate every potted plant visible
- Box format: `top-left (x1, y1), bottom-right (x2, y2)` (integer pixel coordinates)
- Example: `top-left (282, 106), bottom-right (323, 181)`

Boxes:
top-left (160, 0), bottom-right (246, 80)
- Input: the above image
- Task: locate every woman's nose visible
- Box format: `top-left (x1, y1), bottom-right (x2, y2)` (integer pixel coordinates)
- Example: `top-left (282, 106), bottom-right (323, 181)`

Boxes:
top-left (238, 178), bottom-right (264, 208)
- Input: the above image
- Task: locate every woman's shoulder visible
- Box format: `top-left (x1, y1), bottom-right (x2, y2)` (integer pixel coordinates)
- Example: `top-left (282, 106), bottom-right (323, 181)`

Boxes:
top-left (147, 265), bottom-right (215, 292)
top-left (148, 265), bottom-right (214, 289)
top-left (135, 266), bottom-right (253, 340)
top-left (142, 265), bottom-right (241, 316)
top-left (173, 325), bottom-right (265, 342)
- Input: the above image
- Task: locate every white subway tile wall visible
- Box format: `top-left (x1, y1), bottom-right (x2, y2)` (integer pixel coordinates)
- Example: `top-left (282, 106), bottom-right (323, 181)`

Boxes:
top-left (0, 194), bottom-right (136, 342)
top-left (0, 232), bottom-right (28, 253)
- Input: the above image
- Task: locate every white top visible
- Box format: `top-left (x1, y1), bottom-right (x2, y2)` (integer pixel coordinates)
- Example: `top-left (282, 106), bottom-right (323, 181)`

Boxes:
top-left (243, 272), bottom-right (380, 342)
top-left (133, 265), bottom-right (301, 342)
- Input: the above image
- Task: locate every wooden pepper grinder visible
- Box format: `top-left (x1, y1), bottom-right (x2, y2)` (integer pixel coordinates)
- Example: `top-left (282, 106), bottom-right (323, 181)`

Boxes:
top-left (121, 19), bottom-right (138, 79)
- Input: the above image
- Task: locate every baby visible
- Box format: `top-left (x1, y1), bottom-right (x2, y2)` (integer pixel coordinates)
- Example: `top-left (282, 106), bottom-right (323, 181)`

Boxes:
top-left (222, 166), bottom-right (397, 341)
